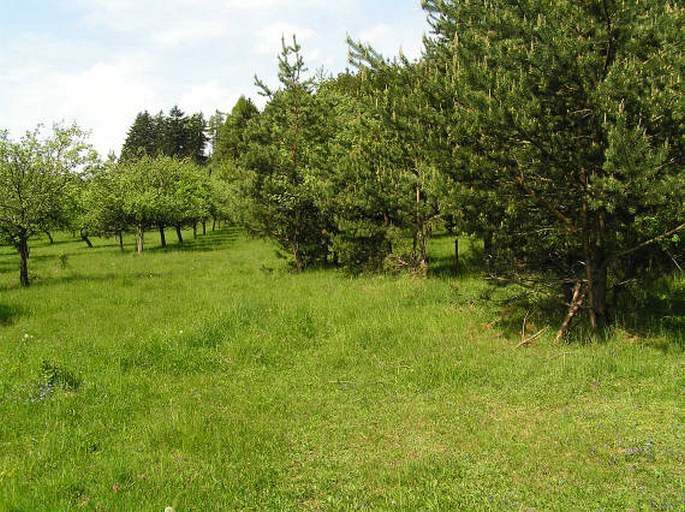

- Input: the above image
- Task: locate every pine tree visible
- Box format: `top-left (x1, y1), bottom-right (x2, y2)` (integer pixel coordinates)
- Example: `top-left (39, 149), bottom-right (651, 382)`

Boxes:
top-left (423, 0), bottom-right (685, 331)
top-left (241, 36), bottom-right (335, 270)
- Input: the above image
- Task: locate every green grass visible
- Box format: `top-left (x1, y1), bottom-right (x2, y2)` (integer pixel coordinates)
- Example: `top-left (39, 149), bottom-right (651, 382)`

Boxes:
top-left (0, 229), bottom-right (683, 511)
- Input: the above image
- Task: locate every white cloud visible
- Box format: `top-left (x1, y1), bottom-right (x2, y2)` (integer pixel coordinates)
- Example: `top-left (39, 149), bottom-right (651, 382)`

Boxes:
top-left (359, 24), bottom-right (392, 46)
top-left (255, 23), bottom-right (316, 56)
top-left (179, 80), bottom-right (238, 116)
top-left (358, 23), bottom-right (423, 61)
top-left (2, 0), bottom-right (428, 154)
top-left (52, 61), bottom-right (159, 155)
top-left (153, 20), bottom-right (229, 47)
top-left (1, 55), bottom-right (159, 155)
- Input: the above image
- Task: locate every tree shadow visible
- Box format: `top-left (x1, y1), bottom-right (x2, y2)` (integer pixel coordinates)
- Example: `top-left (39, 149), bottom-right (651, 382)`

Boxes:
top-left (0, 303), bottom-right (23, 326)
top-left (144, 227), bottom-right (241, 254)
top-left (472, 274), bottom-right (685, 349)
top-left (428, 233), bottom-right (486, 280)
top-left (613, 277), bottom-right (685, 351)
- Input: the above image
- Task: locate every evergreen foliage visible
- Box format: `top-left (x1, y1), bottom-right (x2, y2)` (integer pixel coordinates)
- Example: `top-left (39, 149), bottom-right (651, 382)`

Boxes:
top-left (422, 0), bottom-right (685, 329)
top-left (120, 107), bottom-right (207, 164)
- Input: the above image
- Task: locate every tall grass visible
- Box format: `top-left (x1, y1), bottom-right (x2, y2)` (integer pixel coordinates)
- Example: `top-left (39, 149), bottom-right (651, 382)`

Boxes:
top-left (0, 229), bottom-right (683, 511)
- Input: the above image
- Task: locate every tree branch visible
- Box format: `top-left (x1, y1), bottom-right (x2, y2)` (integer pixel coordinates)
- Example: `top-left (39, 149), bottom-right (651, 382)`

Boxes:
top-left (614, 222), bottom-right (685, 259)
top-left (555, 281), bottom-right (586, 342)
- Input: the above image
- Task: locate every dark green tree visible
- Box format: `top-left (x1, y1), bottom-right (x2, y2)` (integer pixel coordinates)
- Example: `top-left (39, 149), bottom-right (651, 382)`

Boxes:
top-left (120, 111), bottom-right (161, 163)
top-left (423, 0), bottom-right (685, 331)
top-left (213, 96), bottom-right (259, 163)
top-left (240, 36), bottom-right (335, 271)
top-left (121, 107), bottom-right (207, 164)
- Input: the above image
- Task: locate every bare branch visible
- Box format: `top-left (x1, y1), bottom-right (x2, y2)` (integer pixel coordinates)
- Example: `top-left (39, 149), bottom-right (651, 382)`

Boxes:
top-left (515, 327), bottom-right (549, 349)
top-left (555, 281), bottom-right (587, 342)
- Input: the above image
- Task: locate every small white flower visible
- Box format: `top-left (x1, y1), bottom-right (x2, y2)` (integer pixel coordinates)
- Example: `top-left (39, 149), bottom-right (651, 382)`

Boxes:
top-left (164, 507), bottom-right (174, 512)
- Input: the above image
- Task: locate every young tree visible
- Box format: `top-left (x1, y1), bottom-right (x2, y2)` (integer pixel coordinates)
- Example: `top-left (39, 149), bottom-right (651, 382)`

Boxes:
top-left (325, 41), bottom-right (443, 275)
top-left (240, 36), bottom-right (335, 270)
top-left (0, 124), bottom-right (94, 286)
top-left (423, 0), bottom-right (685, 330)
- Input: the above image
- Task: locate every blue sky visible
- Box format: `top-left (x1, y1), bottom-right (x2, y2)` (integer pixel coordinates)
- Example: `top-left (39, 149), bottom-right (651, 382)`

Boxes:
top-left (0, 0), bottom-right (429, 155)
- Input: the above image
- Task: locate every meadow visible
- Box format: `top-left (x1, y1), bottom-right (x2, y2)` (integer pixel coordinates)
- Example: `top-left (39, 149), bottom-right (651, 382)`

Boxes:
top-left (0, 229), bottom-right (683, 511)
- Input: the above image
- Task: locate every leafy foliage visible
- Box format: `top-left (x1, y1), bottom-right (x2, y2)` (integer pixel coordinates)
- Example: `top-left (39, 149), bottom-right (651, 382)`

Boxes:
top-left (0, 124), bottom-right (94, 285)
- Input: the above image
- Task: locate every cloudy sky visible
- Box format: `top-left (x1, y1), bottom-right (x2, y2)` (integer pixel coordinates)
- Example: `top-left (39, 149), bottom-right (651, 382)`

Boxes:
top-left (0, 0), bottom-right (428, 156)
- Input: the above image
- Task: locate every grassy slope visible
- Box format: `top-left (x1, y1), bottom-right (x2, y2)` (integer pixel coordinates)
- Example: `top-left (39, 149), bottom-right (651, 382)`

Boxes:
top-left (0, 229), bottom-right (683, 511)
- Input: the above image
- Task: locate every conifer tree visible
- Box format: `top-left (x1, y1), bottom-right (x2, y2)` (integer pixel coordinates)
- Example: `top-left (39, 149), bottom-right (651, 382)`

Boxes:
top-left (120, 111), bottom-right (160, 162)
top-left (240, 36), bottom-right (335, 270)
top-left (423, 0), bottom-right (685, 330)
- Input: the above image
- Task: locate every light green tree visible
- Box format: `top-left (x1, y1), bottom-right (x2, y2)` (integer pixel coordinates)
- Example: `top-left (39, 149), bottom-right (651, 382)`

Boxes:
top-left (0, 124), bottom-right (94, 286)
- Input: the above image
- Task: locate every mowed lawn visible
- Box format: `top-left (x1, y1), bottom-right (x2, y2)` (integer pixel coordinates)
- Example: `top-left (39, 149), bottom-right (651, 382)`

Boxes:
top-left (0, 229), bottom-right (683, 511)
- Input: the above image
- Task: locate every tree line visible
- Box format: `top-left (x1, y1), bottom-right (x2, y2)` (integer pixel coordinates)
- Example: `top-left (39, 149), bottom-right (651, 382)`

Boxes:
top-left (1, 0), bottom-right (683, 335)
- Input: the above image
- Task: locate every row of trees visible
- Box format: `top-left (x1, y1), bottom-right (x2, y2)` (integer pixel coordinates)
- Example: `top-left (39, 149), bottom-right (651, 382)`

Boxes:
top-left (0, 121), bottom-right (218, 287)
top-left (1, 0), bottom-right (683, 334)
top-left (120, 106), bottom-right (208, 164)
top-left (211, 2), bottom-right (684, 331)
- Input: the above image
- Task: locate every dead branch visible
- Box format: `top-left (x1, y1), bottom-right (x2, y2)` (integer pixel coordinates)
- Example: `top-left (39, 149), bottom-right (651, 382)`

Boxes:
top-left (521, 310), bottom-right (531, 342)
top-left (515, 327), bottom-right (549, 349)
top-left (555, 281), bottom-right (587, 342)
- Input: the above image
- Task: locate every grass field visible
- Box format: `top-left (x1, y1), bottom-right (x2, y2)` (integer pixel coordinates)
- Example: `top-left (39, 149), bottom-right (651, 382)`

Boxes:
top-left (0, 229), bottom-right (683, 511)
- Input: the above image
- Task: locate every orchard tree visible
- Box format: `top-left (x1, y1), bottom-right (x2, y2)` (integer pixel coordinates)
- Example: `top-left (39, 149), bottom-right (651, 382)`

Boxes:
top-left (117, 155), bottom-right (210, 252)
top-left (83, 161), bottom-right (131, 250)
top-left (0, 124), bottom-right (94, 286)
top-left (423, 0), bottom-right (685, 331)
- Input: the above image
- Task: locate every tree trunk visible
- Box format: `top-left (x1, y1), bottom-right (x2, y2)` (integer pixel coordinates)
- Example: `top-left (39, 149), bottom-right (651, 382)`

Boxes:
top-left (483, 231), bottom-right (494, 271)
top-left (212, 218), bottom-right (217, 231)
top-left (175, 225), bottom-right (184, 244)
top-left (586, 257), bottom-right (609, 330)
top-left (137, 226), bottom-right (144, 254)
top-left (118, 232), bottom-right (125, 252)
top-left (193, 223), bottom-right (198, 239)
top-left (159, 224), bottom-right (167, 248)
top-left (454, 237), bottom-right (459, 274)
top-left (291, 242), bottom-right (304, 272)
top-left (44, 230), bottom-right (54, 244)
top-left (15, 236), bottom-right (30, 287)
top-left (417, 231), bottom-right (429, 277)
top-left (80, 229), bottom-right (94, 248)
top-left (202, 220), bottom-right (207, 235)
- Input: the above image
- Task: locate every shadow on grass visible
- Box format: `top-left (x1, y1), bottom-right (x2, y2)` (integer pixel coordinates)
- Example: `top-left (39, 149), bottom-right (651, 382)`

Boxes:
top-left (614, 277), bottom-right (685, 351)
top-left (428, 233), bottom-right (486, 280)
top-left (144, 227), bottom-right (242, 254)
top-left (475, 274), bottom-right (685, 349)
top-left (0, 302), bottom-right (23, 326)
top-left (0, 270), bottom-right (172, 292)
